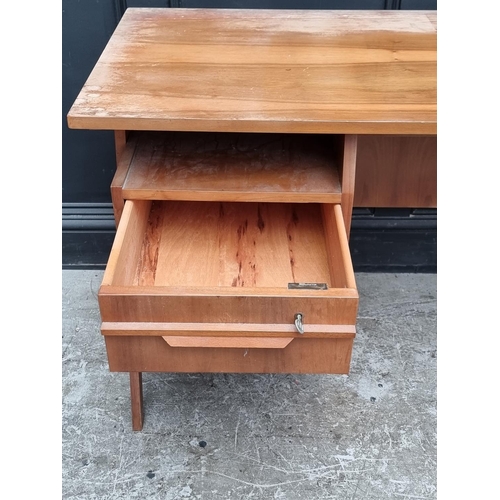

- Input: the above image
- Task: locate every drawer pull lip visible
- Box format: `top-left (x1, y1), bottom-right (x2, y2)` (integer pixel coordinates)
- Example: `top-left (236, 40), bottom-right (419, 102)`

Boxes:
top-left (294, 313), bottom-right (304, 334)
top-left (163, 336), bottom-right (293, 349)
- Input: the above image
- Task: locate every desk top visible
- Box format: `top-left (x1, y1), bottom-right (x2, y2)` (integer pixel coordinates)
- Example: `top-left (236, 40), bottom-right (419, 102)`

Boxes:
top-left (67, 8), bottom-right (436, 135)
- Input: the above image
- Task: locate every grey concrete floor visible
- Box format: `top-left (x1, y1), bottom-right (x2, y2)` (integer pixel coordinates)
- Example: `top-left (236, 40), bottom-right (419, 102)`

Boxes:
top-left (62, 271), bottom-right (436, 500)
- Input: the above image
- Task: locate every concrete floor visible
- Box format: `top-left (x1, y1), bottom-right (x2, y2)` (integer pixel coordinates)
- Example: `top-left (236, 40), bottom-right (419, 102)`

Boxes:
top-left (62, 271), bottom-right (436, 499)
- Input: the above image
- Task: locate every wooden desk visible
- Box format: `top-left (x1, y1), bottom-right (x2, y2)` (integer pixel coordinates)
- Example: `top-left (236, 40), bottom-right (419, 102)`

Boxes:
top-left (67, 8), bottom-right (437, 430)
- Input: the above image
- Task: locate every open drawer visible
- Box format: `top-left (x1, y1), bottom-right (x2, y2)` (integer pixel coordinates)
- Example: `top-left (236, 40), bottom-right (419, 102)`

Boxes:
top-left (99, 199), bottom-right (358, 374)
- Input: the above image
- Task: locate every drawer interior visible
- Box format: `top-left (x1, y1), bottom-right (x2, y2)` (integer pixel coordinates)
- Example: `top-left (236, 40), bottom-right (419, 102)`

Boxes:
top-left (103, 199), bottom-right (355, 292)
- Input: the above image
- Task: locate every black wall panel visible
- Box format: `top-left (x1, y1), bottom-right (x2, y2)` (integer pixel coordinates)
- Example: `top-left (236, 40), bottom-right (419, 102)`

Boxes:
top-left (401, 0), bottom-right (437, 9)
top-left (125, 1), bottom-right (170, 7)
top-left (177, 1), bottom-right (386, 8)
top-left (62, 0), bottom-right (119, 203)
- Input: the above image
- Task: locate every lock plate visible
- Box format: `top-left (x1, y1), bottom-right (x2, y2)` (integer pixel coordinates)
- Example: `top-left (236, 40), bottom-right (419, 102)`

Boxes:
top-left (288, 282), bottom-right (328, 290)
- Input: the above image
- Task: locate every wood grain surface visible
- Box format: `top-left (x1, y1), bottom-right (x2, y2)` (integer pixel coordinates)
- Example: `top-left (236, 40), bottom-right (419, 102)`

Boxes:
top-left (122, 132), bottom-right (341, 203)
top-left (101, 200), bottom-right (152, 287)
top-left (162, 336), bottom-right (294, 349)
top-left (140, 201), bottom-right (332, 288)
top-left (67, 9), bottom-right (436, 134)
top-left (98, 289), bottom-right (358, 326)
top-left (105, 336), bottom-right (354, 374)
top-left (354, 135), bottom-right (437, 207)
top-left (339, 135), bottom-right (357, 235)
top-left (111, 132), bottom-right (136, 225)
top-left (129, 372), bottom-right (143, 431)
top-left (101, 321), bottom-right (357, 337)
top-left (98, 199), bottom-right (358, 327)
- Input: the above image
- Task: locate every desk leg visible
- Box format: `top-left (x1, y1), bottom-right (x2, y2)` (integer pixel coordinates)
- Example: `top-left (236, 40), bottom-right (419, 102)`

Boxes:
top-left (130, 372), bottom-right (143, 431)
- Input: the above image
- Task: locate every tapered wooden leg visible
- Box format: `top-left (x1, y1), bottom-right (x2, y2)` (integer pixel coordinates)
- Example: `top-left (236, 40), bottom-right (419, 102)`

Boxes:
top-left (130, 372), bottom-right (143, 431)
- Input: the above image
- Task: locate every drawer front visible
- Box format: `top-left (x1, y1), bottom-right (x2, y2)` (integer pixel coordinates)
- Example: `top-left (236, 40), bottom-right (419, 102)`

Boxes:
top-left (98, 198), bottom-right (358, 373)
top-left (105, 336), bottom-right (354, 374)
top-left (99, 292), bottom-right (358, 326)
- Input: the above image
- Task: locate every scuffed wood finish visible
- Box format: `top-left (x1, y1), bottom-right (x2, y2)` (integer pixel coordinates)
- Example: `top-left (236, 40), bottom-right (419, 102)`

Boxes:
top-left (354, 135), bottom-right (437, 207)
top-left (130, 372), bottom-right (143, 431)
top-left (67, 9), bottom-right (436, 135)
top-left (122, 132), bottom-right (341, 203)
top-left (106, 336), bottom-right (354, 374)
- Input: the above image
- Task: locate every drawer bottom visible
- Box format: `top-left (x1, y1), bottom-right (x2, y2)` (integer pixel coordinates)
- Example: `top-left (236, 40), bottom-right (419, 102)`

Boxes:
top-left (105, 336), bottom-right (353, 374)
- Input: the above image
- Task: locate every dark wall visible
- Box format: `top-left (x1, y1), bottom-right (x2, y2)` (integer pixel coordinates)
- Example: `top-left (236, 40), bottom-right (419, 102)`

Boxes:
top-left (62, 0), bottom-right (437, 271)
top-left (174, 1), bottom-right (386, 8)
top-left (62, 0), bottom-right (119, 203)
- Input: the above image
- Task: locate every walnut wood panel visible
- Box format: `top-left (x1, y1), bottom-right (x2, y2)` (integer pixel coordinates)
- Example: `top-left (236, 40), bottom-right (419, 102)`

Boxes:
top-left (105, 336), bottom-right (354, 374)
top-left (354, 135), bottom-right (437, 207)
top-left (67, 9), bottom-right (436, 135)
top-left (122, 132), bottom-right (341, 203)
